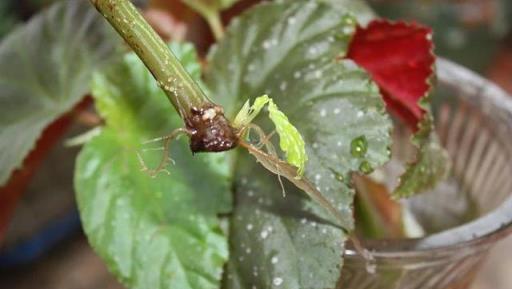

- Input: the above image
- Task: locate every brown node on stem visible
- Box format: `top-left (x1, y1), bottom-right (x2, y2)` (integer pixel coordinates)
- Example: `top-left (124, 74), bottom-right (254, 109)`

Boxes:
top-left (185, 104), bottom-right (239, 153)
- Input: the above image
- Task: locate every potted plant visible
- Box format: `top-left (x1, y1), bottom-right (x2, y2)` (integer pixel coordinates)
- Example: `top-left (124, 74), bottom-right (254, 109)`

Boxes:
top-left (1, 0), bottom-right (511, 288)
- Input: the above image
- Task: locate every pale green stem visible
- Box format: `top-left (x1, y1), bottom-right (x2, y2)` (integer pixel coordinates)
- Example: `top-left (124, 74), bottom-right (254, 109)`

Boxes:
top-left (205, 12), bottom-right (224, 41)
top-left (90, 0), bottom-right (213, 119)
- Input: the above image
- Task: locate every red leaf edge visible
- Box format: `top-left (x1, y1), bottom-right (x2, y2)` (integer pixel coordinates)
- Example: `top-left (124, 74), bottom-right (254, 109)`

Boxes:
top-left (346, 19), bottom-right (435, 131)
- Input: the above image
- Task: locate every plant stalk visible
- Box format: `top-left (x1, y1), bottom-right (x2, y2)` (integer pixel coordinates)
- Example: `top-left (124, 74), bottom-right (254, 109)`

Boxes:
top-left (90, 0), bottom-right (238, 153)
top-left (90, 0), bottom-right (211, 119)
top-left (205, 12), bottom-right (224, 40)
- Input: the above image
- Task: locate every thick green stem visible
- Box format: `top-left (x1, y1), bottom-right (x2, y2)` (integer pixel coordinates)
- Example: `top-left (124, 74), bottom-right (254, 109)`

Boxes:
top-left (90, 0), bottom-right (211, 119)
top-left (90, 0), bottom-right (239, 153)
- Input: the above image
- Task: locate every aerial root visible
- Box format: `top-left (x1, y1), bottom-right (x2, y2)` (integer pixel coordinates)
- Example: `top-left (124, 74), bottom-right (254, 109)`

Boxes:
top-left (137, 128), bottom-right (189, 177)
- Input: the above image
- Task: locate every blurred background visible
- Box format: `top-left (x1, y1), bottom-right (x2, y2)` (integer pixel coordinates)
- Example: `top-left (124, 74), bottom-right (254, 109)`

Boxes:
top-left (0, 0), bottom-right (511, 288)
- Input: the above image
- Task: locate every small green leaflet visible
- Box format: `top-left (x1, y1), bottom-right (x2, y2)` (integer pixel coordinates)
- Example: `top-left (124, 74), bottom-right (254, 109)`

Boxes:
top-left (232, 95), bottom-right (270, 129)
top-left (267, 100), bottom-right (307, 177)
top-left (233, 95), bottom-right (308, 177)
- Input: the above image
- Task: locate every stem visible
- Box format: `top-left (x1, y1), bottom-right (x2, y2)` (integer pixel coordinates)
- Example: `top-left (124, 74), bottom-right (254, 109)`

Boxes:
top-left (205, 12), bottom-right (224, 40)
top-left (90, 0), bottom-right (239, 153)
top-left (90, 0), bottom-right (211, 119)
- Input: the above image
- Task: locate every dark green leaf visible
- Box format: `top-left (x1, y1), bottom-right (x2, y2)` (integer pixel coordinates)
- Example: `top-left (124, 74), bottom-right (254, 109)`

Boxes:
top-left (319, 0), bottom-right (375, 25)
top-left (206, 1), bottom-right (392, 288)
top-left (0, 1), bottom-right (18, 37)
top-left (75, 43), bottom-right (232, 289)
top-left (0, 1), bottom-right (119, 185)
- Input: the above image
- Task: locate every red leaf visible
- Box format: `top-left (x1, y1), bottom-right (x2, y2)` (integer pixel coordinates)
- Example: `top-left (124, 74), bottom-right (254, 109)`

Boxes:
top-left (346, 20), bottom-right (434, 130)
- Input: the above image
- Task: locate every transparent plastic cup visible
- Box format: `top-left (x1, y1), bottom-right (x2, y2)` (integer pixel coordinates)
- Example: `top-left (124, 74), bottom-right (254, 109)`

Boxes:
top-left (339, 59), bottom-right (512, 289)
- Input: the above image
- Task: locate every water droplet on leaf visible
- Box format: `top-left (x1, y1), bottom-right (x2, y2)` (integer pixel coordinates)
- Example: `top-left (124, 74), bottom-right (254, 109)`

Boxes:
top-left (273, 277), bottom-right (283, 286)
top-left (359, 161), bottom-right (374, 174)
top-left (350, 136), bottom-right (368, 158)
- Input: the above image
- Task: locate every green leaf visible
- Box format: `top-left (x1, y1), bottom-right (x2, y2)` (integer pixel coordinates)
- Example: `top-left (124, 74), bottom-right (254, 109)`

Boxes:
top-left (0, 1), bottom-right (119, 185)
top-left (75, 43), bottom-right (232, 289)
top-left (393, 102), bottom-right (450, 198)
top-left (319, 0), bottom-right (375, 25)
top-left (206, 1), bottom-right (392, 288)
top-left (267, 100), bottom-right (307, 177)
top-left (233, 94), bottom-right (307, 176)
top-left (0, 1), bottom-right (18, 37)
top-left (232, 95), bottom-right (270, 129)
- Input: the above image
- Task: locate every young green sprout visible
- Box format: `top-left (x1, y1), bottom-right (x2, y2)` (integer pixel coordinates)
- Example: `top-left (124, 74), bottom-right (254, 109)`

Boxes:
top-left (142, 95), bottom-right (307, 180)
top-left (232, 95), bottom-right (307, 178)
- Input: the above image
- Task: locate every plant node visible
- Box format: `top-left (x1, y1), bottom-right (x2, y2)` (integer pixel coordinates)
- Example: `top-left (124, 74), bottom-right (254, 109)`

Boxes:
top-left (185, 104), bottom-right (239, 153)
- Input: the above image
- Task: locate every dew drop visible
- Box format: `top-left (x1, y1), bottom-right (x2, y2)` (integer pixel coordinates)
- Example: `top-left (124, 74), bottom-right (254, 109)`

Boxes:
top-left (262, 40), bottom-right (271, 50)
top-left (288, 17), bottom-right (296, 25)
top-left (308, 46), bottom-right (318, 55)
top-left (359, 160), bottom-right (374, 174)
top-left (246, 224), bottom-right (254, 231)
top-left (294, 71), bottom-right (302, 79)
top-left (343, 26), bottom-right (354, 34)
top-left (280, 81), bottom-right (288, 91)
top-left (343, 15), bottom-right (355, 25)
top-left (260, 230), bottom-right (269, 239)
top-left (271, 256), bottom-right (279, 264)
top-left (320, 109), bottom-right (327, 117)
top-left (273, 277), bottom-right (283, 286)
top-left (350, 136), bottom-right (368, 158)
